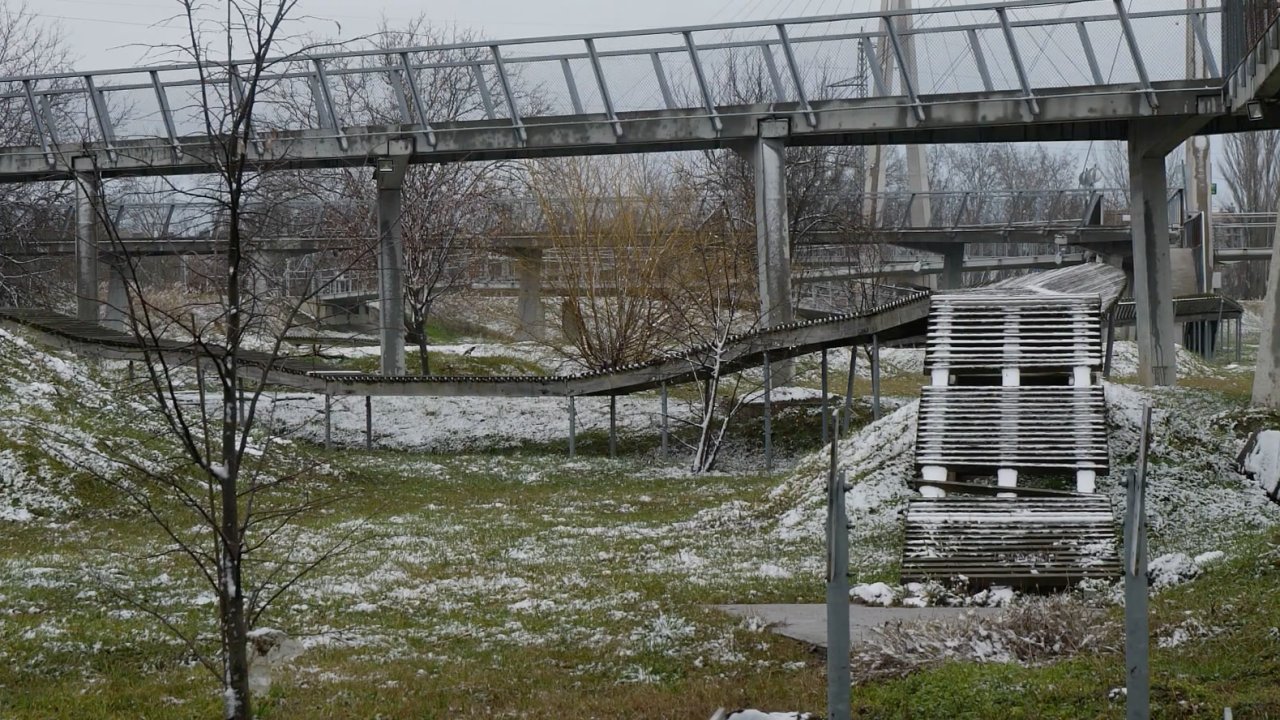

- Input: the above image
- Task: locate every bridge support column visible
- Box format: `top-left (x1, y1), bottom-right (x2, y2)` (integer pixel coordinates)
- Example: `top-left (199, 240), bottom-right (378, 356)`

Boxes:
top-left (73, 157), bottom-right (100, 324)
top-left (939, 244), bottom-right (965, 291)
top-left (1128, 134), bottom-right (1178, 387)
top-left (516, 249), bottom-right (546, 340)
top-left (750, 120), bottom-right (794, 329)
top-left (1252, 179), bottom-right (1280, 406)
top-left (746, 120), bottom-right (794, 383)
top-left (375, 147), bottom-right (410, 377)
top-left (104, 263), bottom-right (128, 331)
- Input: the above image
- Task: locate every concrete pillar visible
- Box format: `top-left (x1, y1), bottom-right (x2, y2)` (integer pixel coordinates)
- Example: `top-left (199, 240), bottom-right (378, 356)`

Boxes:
top-left (939, 244), bottom-right (965, 290)
top-left (1251, 177), bottom-right (1280, 406)
top-left (104, 263), bottom-right (128, 331)
top-left (375, 148), bottom-right (409, 377)
top-left (73, 157), bottom-right (100, 324)
top-left (751, 119), bottom-right (794, 329)
top-left (1129, 135), bottom-right (1178, 387)
top-left (516, 249), bottom-right (546, 340)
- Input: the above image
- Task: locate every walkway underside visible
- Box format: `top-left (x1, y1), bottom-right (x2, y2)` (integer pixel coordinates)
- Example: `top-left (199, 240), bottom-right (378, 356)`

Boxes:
top-left (0, 291), bottom-right (928, 398)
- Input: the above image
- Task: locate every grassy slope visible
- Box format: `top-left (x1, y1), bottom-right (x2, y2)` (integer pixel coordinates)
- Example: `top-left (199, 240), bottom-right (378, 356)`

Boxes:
top-left (1, 329), bottom-right (1279, 718)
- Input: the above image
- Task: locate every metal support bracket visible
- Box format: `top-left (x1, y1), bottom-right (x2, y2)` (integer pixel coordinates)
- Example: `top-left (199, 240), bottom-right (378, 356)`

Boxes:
top-left (997, 8), bottom-right (1040, 118)
top-left (1113, 0), bottom-right (1158, 111)
top-left (684, 31), bottom-right (723, 134)
top-left (149, 71), bottom-right (182, 160)
top-left (585, 39), bottom-right (624, 138)
top-left (398, 52), bottom-right (438, 148)
top-left (83, 75), bottom-right (117, 163)
top-left (22, 80), bottom-right (55, 166)
top-left (884, 17), bottom-right (926, 123)
top-left (491, 45), bottom-right (528, 145)
top-left (777, 25), bottom-right (818, 127)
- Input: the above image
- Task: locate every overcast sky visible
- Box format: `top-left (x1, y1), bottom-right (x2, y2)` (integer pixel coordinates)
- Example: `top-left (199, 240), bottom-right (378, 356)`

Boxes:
top-left (37, 0), bottom-right (893, 69)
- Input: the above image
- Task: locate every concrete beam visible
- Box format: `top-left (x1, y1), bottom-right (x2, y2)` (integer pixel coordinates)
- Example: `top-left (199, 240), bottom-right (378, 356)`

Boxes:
top-left (73, 157), bottom-right (100, 324)
top-left (1128, 130), bottom-right (1178, 387)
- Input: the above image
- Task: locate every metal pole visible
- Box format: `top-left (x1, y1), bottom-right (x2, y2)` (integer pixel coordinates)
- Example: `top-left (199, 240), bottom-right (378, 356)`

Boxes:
top-left (842, 348), bottom-right (857, 434)
top-left (871, 335), bottom-right (881, 421)
top-left (324, 394), bottom-right (332, 451)
top-left (659, 384), bottom-right (669, 458)
top-left (826, 455), bottom-right (851, 720)
top-left (365, 395), bottom-right (373, 451)
top-left (1237, 317), bottom-right (1243, 363)
top-left (1105, 307), bottom-right (1117, 379)
top-left (763, 350), bottom-right (773, 473)
top-left (1125, 403), bottom-right (1153, 720)
top-left (609, 395), bottom-right (617, 459)
top-left (569, 396), bottom-right (577, 458)
top-left (821, 349), bottom-right (830, 446)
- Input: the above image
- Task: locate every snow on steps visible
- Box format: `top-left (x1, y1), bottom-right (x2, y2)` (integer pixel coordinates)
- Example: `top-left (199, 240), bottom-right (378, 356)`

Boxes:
top-left (901, 495), bottom-right (1120, 590)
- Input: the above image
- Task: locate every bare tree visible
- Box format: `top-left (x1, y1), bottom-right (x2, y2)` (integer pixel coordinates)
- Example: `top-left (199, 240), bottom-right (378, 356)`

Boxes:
top-left (662, 229), bottom-right (762, 473)
top-left (0, 3), bottom-right (74, 305)
top-left (528, 156), bottom-right (686, 371)
top-left (63, 4), bottom-right (377, 718)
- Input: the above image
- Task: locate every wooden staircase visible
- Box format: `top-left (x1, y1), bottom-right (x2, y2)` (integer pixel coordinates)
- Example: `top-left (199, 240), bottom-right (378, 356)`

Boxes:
top-left (901, 495), bottom-right (1120, 590)
top-left (900, 265), bottom-right (1125, 590)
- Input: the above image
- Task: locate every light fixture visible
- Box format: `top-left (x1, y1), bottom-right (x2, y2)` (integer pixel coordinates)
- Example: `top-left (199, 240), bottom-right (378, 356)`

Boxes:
top-left (1247, 100), bottom-right (1264, 122)
top-left (376, 158), bottom-right (395, 174)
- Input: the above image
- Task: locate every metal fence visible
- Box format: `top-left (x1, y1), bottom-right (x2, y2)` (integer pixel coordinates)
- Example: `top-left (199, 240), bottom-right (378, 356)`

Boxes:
top-left (1223, 0), bottom-right (1280, 72)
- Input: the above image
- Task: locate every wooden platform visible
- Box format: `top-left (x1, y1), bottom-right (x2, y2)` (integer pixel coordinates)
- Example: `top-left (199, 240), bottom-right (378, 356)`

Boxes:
top-left (901, 496), bottom-right (1120, 589)
top-left (926, 294), bottom-right (1102, 371)
top-left (915, 386), bottom-right (1110, 473)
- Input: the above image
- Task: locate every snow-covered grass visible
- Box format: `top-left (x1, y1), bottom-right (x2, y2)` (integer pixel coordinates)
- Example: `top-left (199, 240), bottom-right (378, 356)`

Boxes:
top-left (5, 314), bottom-right (1280, 716)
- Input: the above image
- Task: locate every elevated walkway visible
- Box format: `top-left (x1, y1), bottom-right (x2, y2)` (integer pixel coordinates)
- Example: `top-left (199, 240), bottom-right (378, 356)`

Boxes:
top-left (0, 290), bottom-right (930, 399)
top-left (0, 2), bottom-right (1237, 182)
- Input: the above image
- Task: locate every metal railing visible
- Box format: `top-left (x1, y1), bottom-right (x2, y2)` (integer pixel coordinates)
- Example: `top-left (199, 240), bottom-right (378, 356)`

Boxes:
top-left (0, 1), bottom-right (1223, 165)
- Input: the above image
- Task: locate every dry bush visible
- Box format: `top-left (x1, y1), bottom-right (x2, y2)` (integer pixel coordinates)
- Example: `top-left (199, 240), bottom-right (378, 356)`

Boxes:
top-left (852, 595), bottom-right (1121, 683)
top-left (529, 157), bottom-right (691, 371)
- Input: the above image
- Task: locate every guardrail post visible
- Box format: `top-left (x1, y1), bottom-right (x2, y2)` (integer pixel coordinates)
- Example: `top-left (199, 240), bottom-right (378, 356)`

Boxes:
top-left (871, 334), bottom-right (881, 421)
top-left (609, 395), bottom-right (618, 458)
top-left (365, 395), bottom-right (373, 450)
top-left (660, 384), bottom-right (669, 458)
top-left (1124, 403), bottom-right (1153, 720)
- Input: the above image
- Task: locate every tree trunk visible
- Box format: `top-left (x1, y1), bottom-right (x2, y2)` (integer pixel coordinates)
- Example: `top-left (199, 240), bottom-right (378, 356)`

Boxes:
top-left (414, 302), bottom-right (431, 375)
top-left (222, 191), bottom-right (251, 720)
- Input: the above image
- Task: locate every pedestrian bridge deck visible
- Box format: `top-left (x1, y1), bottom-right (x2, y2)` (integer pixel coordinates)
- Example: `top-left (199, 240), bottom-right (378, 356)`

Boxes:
top-left (0, 290), bottom-right (930, 398)
top-left (0, 1), bottom-right (1245, 181)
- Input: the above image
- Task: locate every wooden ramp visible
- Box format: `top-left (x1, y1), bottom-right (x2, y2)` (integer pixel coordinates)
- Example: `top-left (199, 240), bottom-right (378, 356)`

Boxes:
top-left (901, 495), bottom-right (1120, 590)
